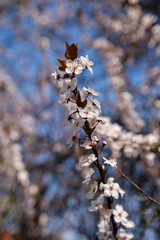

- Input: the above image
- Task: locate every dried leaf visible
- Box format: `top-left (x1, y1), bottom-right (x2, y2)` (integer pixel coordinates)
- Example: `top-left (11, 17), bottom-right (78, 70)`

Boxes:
top-left (65, 42), bottom-right (78, 60)
top-left (79, 98), bottom-right (87, 108)
top-left (57, 59), bottom-right (66, 71)
top-left (83, 120), bottom-right (91, 136)
top-left (63, 74), bottom-right (70, 79)
top-left (76, 90), bottom-right (82, 107)
top-left (58, 66), bottom-right (65, 71)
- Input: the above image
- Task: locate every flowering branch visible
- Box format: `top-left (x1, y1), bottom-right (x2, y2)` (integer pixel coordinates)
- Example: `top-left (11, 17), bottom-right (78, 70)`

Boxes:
top-left (52, 42), bottom-right (135, 240)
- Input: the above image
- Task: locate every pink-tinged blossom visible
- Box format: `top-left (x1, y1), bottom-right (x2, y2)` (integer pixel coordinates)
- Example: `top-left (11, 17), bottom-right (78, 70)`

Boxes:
top-left (90, 96), bottom-right (102, 112)
top-left (82, 168), bottom-right (95, 185)
top-left (118, 187), bottom-right (125, 198)
top-left (122, 219), bottom-right (135, 228)
top-left (117, 228), bottom-right (134, 240)
top-left (81, 139), bottom-right (93, 149)
top-left (113, 205), bottom-right (135, 228)
top-left (98, 220), bottom-right (111, 233)
top-left (102, 141), bottom-right (107, 147)
top-left (58, 93), bottom-right (70, 104)
top-left (51, 68), bottom-right (59, 80)
top-left (88, 194), bottom-right (104, 212)
top-left (64, 113), bottom-right (74, 126)
top-left (103, 157), bottom-right (117, 168)
top-left (86, 181), bottom-right (98, 199)
top-left (113, 204), bottom-right (128, 223)
top-left (59, 78), bottom-right (77, 95)
top-left (64, 111), bottom-right (81, 126)
top-left (82, 86), bottom-right (100, 96)
top-left (65, 59), bottom-right (85, 75)
top-left (100, 208), bottom-right (112, 223)
top-left (100, 177), bottom-right (121, 199)
top-left (72, 117), bottom-right (85, 132)
top-left (92, 135), bottom-right (99, 144)
top-left (80, 55), bottom-right (94, 74)
top-left (96, 226), bottom-right (112, 240)
top-left (81, 137), bottom-right (98, 149)
top-left (66, 131), bottom-right (80, 148)
top-left (80, 154), bottom-right (97, 167)
top-left (78, 105), bottom-right (100, 119)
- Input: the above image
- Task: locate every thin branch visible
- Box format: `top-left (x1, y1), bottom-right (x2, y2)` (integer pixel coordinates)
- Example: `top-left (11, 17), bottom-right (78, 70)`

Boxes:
top-left (118, 168), bottom-right (160, 207)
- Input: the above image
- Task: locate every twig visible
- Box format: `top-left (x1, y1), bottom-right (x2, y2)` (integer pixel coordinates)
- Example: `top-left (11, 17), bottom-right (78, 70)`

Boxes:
top-left (118, 168), bottom-right (160, 207)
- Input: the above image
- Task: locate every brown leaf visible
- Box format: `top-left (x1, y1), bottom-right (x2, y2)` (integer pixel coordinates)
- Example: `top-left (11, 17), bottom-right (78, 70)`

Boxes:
top-left (76, 90), bottom-right (82, 107)
top-left (58, 66), bottom-right (65, 71)
top-left (57, 59), bottom-right (66, 71)
top-left (65, 42), bottom-right (78, 60)
top-left (63, 74), bottom-right (70, 79)
top-left (75, 90), bottom-right (87, 108)
top-left (79, 98), bottom-right (87, 108)
top-left (83, 120), bottom-right (91, 136)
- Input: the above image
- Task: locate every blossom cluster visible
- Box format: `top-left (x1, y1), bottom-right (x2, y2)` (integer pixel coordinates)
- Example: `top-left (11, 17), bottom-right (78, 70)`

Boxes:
top-left (96, 116), bottom-right (160, 165)
top-left (52, 42), bottom-right (135, 239)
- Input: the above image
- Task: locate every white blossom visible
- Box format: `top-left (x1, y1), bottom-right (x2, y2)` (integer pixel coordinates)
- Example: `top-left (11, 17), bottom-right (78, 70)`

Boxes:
top-left (66, 131), bottom-right (80, 148)
top-left (72, 117), bottom-right (85, 132)
top-left (51, 67), bottom-right (59, 80)
top-left (65, 58), bottom-right (85, 74)
top-left (90, 96), bottom-right (102, 112)
top-left (82, 86), bottom-right (100, 96)
top-left (58, 94), bottom-right (70, 103)
top-left (96, 225), bottom-right (112, 239)
top-left (98, 220), bottom-right (111, 233)
top-left (100, 177), bottom-right (121, 199)
top-left (103, 157), bottom-right (117, 168)
top-left (80, 154), bottom-right (97, 167)
top-left (82, 168), bottom-right (95, 185)
top-left (99, 208), bottom-right (112, 228)
top-left (81, 137), bottom-right (98, 149)
top-left (92, 135), bottom-right (99, 144)
top-left (118, 187), bottom-right (125, 198)
top-left (117, 228), bottom-right (134, 240)
top-left (80, 55), bottom-right (94, 74)
top-left (88, 194), bottom-right (104, 212)
top-left (86, 181), bottom-right (98, 199)
top-left (122, 219), bottom-right (135, 228)
top-left (59, 78), bottom-right (77, 95)
top-left (78, 105), bottom-right (100, 119)
top-left (81, 139), bottom-right (93, 149)
top-left (113, 204), bottom-right (128, 223)
top-left (113, 205), bottom-right (135, 228)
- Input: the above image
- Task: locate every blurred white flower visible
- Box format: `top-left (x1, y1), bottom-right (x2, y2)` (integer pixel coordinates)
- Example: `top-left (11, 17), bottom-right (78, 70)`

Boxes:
top-left (80, 154), bottom-right (97, 167)
top-left (88, 194), bottom-right (104, 212)
top-left (86, 181), bottom-right (98, 199)
top-left (82, 86), bottom-right (100, 96)
top-left (60, 78), bottom-right (77, 95)
top-left (80, 55), bottom-right (94, 74)
top-left (66, 58), bottom-right (85, 74)
top-left (117, 228), bottom-right (134, 240)
top-left (103, 157), bottom-right (117, 168)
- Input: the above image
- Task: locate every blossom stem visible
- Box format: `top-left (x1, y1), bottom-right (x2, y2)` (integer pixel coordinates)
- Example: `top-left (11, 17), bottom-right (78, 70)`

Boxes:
top-left (77, 86), bottom-right (118, 238)
top-left (96, 156), bottom-right (118, 238)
